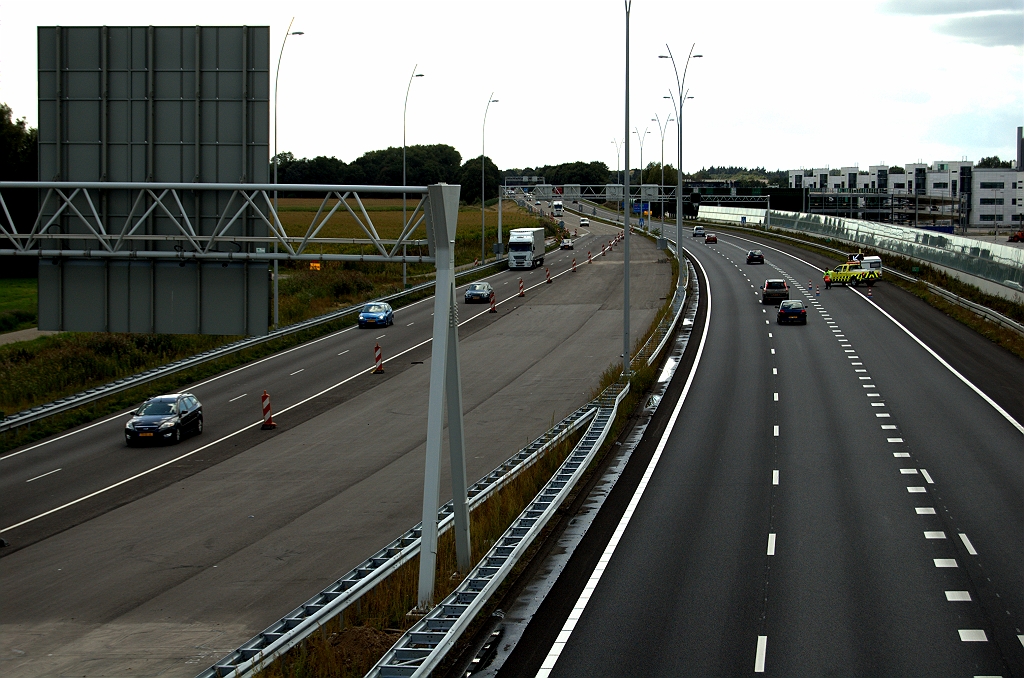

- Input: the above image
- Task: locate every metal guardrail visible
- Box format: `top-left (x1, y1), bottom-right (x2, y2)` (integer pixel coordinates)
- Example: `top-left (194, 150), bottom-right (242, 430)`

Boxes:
top-left (707, 222), bottom-right (1024, 339)
top-left (198, 402), bottom-right (597, 678)
top-left (0, 259), bottom-right (506, 434)
top-left (365, 247), bottom-right (692, 678)
top-left (367, 387), bottom-right (628, 678)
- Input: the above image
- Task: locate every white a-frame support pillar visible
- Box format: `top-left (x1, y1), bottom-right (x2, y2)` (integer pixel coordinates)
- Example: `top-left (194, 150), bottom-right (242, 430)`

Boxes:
top-left (418, 183), bottom-right (471, 610)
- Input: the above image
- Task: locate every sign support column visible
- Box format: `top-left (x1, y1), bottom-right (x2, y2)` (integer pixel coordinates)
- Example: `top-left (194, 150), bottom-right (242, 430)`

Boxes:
top-left (418, 183), bottom-right (471, 610)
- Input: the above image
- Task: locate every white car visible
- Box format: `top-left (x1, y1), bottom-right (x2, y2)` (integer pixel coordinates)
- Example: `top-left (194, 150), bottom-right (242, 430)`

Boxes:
top-left (579, 218), bottom-right (590, 227)
top-left (560, 239), bottom-right (574, 250)
top-left (692, 225), bottom-right (705, 237)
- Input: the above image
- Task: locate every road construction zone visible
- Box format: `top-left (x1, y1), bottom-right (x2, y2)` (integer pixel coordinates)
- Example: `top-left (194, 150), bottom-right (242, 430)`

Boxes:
top-left (823, 255), bottom-right (883, 287)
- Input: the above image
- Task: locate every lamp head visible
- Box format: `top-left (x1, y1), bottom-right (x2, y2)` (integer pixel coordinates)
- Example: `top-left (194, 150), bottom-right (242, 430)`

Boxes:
top-left (415, 73), bottom-right (424, 78)
top-left (693, 54), bottom-right (703, 58)
top-left (291, 31), bottom-right (304, 35)
top-left (658, 55), bottom-right (669, 59)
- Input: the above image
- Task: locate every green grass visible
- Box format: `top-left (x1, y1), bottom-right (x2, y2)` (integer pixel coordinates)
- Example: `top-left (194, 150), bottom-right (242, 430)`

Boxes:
top-left (0, 278), bottom-right (38, 332)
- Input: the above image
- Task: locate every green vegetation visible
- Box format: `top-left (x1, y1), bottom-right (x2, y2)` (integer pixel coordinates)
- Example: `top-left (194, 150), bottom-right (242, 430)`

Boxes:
top-left (976, 156), bottom-right (1013, 169)
top-left (0, 278), bottom-right (37, 332)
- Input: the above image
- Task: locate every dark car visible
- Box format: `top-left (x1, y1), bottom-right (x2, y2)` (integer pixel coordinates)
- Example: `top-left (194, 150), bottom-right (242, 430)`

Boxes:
top-left (761, 279), bottom-right (790, 305)
top-left (464, 282), bottom-right (494, 303)
top-left (777, 299), bottom-right (807, 324)
top-left (704, 233), bottom-right (718, 244)
top-left (125, 393), bottom-right (203, 446)
top-left (358, 302), bottom-right (394, 328)
top-left (746, 250), bottom-right (764, 264)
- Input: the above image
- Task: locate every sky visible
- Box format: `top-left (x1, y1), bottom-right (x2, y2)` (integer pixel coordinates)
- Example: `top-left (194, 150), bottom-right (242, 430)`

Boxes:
top-left (0, 0), bottom-right (1021, 174)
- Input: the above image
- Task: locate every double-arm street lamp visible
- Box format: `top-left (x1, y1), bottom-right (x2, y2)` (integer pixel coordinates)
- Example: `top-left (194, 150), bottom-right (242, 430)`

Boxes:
top-left (652, 113), bottom-right (674, 234)
top-left (660, 43), bottom-right (701, 291)
top-left (633, 126), bottom-right (649, 222)
top-left (273, 18), bottom-right (304, 327)
top-left (403, 65), bottom-right (425, 289)
top-left (612, 138), bottom-right (623, 223)
top-left (482, 94), bottom-right (499, 263)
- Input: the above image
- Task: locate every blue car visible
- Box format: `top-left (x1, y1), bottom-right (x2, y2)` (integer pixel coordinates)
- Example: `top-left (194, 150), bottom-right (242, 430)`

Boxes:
top-left (358, 302), bottom-right (394, 328)
top-left (776, 299), bottom-right (807, 325)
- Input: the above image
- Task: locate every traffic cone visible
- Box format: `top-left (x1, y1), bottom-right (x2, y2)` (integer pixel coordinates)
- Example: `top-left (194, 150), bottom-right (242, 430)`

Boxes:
top-left (588, 251), bottom-right (592, 264)
top-left (518, 278), bottom-right (525, 297)
top-left (816, 285), bottom-right (820, 296)
top-left (572, 258), bottom-right (577, 272)
top-left (546, 268), bottom-right (552, 283)
top-left (489, 292), bottom-right (497, 313)
top-left (261, 390), bottom-right (277, 430)
top-left (868, 286), bottom-right (872, 298)
top-left (374, 343), bottom-right (384, 374)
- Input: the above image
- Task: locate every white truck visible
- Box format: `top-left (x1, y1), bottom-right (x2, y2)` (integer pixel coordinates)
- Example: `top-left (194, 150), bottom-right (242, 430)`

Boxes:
top-left (508, 227), bottom-right (546, 269)
top-left (552, 200), bottom-right (564, 217)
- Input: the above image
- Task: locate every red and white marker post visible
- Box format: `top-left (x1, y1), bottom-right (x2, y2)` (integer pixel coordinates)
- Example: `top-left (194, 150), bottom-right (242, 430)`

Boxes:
top-left (572, 258), bottom-right (576, 272)
top-left (261, 390), bottom-right (277, 430)
top-left (546, 268), bottom-right (552, 284)
top-left (588, 251), bottom-right (592, 264)
top-left (374, 342), bottom-right (384, 374)
top-left (518, 278), bottom-right (525, 297)
top-left (489, 291), bottom-right (497, 313)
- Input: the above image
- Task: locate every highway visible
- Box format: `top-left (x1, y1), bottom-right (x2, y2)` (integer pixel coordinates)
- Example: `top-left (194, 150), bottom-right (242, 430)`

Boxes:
top-left (0, 212), bottom-right (672, 676)
top-left (497, 230), bottom-right (1023, 677)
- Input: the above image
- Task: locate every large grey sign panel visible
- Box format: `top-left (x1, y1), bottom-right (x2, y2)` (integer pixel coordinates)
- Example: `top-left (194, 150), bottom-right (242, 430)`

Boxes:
top-left (38, 259), bottom-right (268, 336)
top-left (36, 26), bottom-right (270, 335)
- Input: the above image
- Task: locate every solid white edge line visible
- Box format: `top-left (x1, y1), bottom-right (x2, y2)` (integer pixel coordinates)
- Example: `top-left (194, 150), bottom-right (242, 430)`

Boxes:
top-left (534, 245), bottom-right (712, 678)
top-left (721, 233), bottom-right (1024, 436)
top-left (0, 258), bottom-right (584, 534)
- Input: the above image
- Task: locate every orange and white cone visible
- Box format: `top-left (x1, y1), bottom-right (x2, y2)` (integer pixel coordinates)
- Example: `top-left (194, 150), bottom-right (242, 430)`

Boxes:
top-left (518, 278), bottom-right (525, 297)
top-left (546, 267), bottom-right (552, 283)
top-left (816, 285), bottom-right (820, 296)
top-left (572, 258), bottom-right (577, 272)
top-left (261, 390), bottom-right (277, 430)
top-left (588, 251), bottom-right (592, 264)
top-left (868, 286), bottom-right (872, 298)
top-left (489, 292), bottom-right (497, 313)
top-left (374, 343), bottom-right (384, 374)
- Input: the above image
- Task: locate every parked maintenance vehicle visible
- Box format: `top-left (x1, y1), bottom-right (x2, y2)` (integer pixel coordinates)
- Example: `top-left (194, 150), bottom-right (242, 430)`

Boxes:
top-left (824, 255), bottom-right (882, 287)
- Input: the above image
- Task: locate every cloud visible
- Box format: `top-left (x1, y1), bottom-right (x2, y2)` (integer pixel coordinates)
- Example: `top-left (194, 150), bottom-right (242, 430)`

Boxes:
top-left (934, 11), bottom-right (1024, 46)
top-left (879, 0), bottom-right (1021, 15)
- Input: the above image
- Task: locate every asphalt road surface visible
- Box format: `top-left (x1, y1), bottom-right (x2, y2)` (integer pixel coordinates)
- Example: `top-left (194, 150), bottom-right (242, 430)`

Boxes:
top-left (501, 231), bottom-right (1022, 678)
top-left (0, 214), bottom-right (672, 677)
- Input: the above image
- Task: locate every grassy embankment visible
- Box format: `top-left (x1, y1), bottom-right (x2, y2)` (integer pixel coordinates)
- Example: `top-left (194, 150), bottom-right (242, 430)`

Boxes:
top-left (708, 223), bottom-right (1024, 360)
top-left (255, 237), bottom-right (681, 678)
top-left (0, 278), bottom-right (37, 332)
top-left (0, 199), bottom-right (550, 454)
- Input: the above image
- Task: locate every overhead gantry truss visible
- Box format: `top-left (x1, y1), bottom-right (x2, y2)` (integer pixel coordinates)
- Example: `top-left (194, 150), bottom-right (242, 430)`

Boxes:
top-left (0, 181), bottom-right (435, 264)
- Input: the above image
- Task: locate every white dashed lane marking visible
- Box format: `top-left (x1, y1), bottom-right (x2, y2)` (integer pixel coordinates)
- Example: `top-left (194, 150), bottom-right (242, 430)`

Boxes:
top-left (946, 591), bottom-right (971, 601)
top-left (772, 470), bottom-right (779, 485)
top-left (228, 393), bottom-right (247, 402)
top-left (754, 636), bottom-right (768, 673)
top-left (338, 349), bottom-right (349, 356)
top-left (958, 629), bottom-right (987, 642)
top-left (767, 533), bottom-right (776, 555)
top-left (916, 507), bottom-right (936, 514)
top-left (959, 533), bottom-right (978, 555)
top-left (920, 469), bottom-right (934, 483)
top-left (934, 558), bottom-right (958, 567)
top-left (289, 369), bottom-right (304, 376)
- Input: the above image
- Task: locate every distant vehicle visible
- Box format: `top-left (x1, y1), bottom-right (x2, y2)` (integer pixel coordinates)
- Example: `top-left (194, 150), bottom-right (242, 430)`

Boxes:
top-left (704, 233), bottom-right (718, 244)
top-left (777, 299), bottom-right (807, 324)
top-left (579, 218), bottom-right (590, 227)
top-left (552, 200), bottom-right (564, 216)
top-left (535, 199), bottom-right (541, 205)
top-left (1008, 230), bottom-right (1024, 243)
top-left (358, 302), bottom-right (393, 328)
top-left (560, 238), bottom-right (574, 250)
top-left (761, 279), bottom-right (790, 305)
top-left (746, 250), bottom-right (765, 264)
top-left (464, 282), bottom-right (494, 303)
top-left (692, 225), bottom-right (705, 237)
top-left (508, 227), bottom-right (546, 269)
top-left (125, 393), bottom-right (203, 446)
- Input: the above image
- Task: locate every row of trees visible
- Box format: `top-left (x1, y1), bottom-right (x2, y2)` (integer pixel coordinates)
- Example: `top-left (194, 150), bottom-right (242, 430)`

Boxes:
top-left (271, 144), bottom-right (501, 203)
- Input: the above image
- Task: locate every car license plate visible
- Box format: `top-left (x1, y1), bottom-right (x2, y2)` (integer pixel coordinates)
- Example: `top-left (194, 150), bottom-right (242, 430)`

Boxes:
top-left (140, 432), bottom-right (154, 437)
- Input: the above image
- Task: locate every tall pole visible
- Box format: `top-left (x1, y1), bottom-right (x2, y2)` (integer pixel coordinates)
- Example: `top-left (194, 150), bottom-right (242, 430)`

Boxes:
top-left (403, 66), bottom-right (424, 289)
top-left (623, 0), bottom-right (631, 377)
top-left (634, 126), bottom-right (648, 228)
top-left (612, 139), bottom-right (623, 223)
top-left (482, 93), bottom-right (498, 264)
top-left (273, 19), bottom-right (303, 327)
top-left (653, 113), bottom-right (673, 235)
top-left (662, 43), bottom-right (701, 291)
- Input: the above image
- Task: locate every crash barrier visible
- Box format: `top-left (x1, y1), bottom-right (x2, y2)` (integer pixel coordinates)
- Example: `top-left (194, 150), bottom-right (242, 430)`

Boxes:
top-left (366, 246), bottom-right (693, 678)
top-left (198, 402), bottom-right (601, 678)
top-left (0, 258), bottom-right (508, 435)
top-left (697, 205), bottom-right (768, 226)
top-left (768, 209), bottom-right (1024, 293)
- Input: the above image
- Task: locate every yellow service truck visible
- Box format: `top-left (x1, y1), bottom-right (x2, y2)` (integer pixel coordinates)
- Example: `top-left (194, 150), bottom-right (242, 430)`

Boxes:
top-left (824, 255), bottom-right (882, 287)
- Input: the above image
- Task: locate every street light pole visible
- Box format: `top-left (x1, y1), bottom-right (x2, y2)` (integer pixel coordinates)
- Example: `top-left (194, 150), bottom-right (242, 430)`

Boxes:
top-left (273, 19), bottom-right (304, 328)
top-left (633, 126), bottom-right (649, 228)
top-left (403, 65), bottom-right (424, 289)
top-left (623, 0), bottom-right (631, 378)
top-left (482, 93), bottom-right (498, 264)
top-left (612, 138), bottom-right (623, 223)
top-left (653, 113), bottom-right (673, 235)
top-left (661, 43), bottom-right (702, 291)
